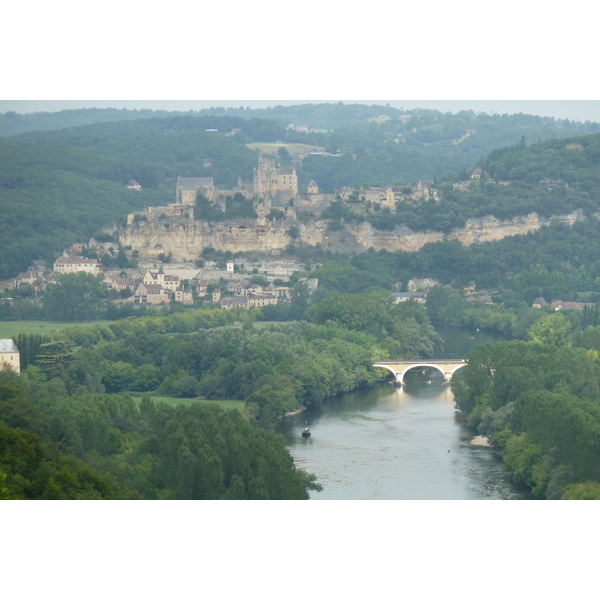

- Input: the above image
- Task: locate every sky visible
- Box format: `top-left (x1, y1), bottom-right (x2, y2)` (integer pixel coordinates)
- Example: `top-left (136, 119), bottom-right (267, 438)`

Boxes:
top-left (2, 99), bottom-right (600, 122)
top-left (3, 4), bottom-right (598, 123)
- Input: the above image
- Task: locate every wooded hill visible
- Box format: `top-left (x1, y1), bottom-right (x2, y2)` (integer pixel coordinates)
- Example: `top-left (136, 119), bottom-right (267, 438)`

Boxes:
top-left (0, 106), bottom-right (599, 281)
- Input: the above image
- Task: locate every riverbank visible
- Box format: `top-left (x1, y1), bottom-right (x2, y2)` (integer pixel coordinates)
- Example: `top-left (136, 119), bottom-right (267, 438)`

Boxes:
top-left (470, 435), bottom-right (491, 447)
top-left (284, 407), bottom-right (306, 417)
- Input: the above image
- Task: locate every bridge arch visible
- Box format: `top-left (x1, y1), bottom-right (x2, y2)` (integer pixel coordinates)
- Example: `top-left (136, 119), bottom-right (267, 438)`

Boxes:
top-left (403, 362), bottom-right (450, 383)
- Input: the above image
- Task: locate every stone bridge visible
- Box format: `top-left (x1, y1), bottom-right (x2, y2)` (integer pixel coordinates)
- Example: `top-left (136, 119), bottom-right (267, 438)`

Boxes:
top-left (373, 359), bottom-right (467, 386)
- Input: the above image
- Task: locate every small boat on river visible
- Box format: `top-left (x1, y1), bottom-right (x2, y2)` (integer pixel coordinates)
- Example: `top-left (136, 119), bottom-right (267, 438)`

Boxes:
top-left (302, 428), bottom-right (311, 438)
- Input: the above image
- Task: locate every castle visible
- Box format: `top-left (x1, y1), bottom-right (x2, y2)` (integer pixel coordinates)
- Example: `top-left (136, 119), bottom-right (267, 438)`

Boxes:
top-left (174, 154), bottom-right (298, 206)
top-left (253, 153), bottom-right (298, 202)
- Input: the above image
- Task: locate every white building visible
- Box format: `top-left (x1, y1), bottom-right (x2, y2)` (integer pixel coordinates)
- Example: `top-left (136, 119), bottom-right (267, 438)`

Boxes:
top-left (54, 256), bottom-right (100, 275)
top-left (0, 339), bottom-right (20, 373)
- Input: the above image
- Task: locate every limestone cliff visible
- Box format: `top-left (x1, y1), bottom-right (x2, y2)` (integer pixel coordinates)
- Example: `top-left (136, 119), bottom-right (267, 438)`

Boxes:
top-left (116, 207), bottom-right (586, 262)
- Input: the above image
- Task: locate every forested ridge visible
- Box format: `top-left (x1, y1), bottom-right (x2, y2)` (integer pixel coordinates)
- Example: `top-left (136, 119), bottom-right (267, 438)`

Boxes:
top-left (0, 116), bottom-right (261, 279)
top-left (1, 105), bottom-right (598, 280)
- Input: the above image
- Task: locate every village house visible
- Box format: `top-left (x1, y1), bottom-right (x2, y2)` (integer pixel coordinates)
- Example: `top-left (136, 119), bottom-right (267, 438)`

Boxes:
top-left (133, 283), bottom-right (170, 305)
top-left (409, 292), bottom-right (427, 304)
top-left (550, 300), bottom-right (585, 310)
top-left (359, 187), bottom-right (395, 209)
top-left (335, 187), bottom-right (355, 201)
top-left (532, 297), bottom-right (548, 308)
top-left (108, 277), bottom-right (136, 293)
top-left (193, 279), bottom-right (211, 297)
top-left (410, 181), bottom-right (438, 202)
top-left (127, 179), bottom-right (142, 191)
top-left (391, 292), bottom-right (411, 303)
top-left (143, 268), bottom-right (181, 291)
top-left (247, 295), bottom-right (278, 308)
top-left (173, 286), bottom-right (194, 305)
top-left (64, 244), bottom-right (86, 257)
top-left (13, 269), bottom-right (39, 289)
top-left (0, 339), bottom-right (20, 373)
top-left (225, 281), bottom-right (248, 296)
top-left (221, 297), bottom-right (249, 310)
top-left (54, 256), bottom-right (100, 275)
top-left (391, 292), bottom-right (427, 304)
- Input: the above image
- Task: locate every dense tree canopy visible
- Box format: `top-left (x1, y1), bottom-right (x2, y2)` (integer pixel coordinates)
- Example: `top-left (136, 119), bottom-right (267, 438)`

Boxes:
top-left (452, 331), bottom-right (600, 499)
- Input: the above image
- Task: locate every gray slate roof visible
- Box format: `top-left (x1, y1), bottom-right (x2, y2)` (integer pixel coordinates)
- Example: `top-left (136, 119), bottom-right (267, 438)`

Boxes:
top-left (177, 177), bottom-right (214, 187)
top-left (0, 339), bottom-right (19, 353)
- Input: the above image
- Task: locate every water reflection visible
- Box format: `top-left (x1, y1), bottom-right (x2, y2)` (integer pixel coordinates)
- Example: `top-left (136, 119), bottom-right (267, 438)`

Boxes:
top-left (280, 375), bottom-right (523, 500)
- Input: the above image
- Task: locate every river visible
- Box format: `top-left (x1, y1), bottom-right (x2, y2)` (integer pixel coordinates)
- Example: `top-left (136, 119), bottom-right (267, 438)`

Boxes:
top-left (278, 324), bottom-right (526, 500)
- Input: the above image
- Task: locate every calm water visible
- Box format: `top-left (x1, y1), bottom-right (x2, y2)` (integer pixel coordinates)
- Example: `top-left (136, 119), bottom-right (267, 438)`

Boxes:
top-left (278, 325), bottom-right (524, 500)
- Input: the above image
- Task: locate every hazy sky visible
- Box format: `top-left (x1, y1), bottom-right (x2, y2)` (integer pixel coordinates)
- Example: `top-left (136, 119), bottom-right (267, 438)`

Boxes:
top-left (2, 100), bottom-right (599, 122)
top-left (3, 6), bottom-right (598, 124)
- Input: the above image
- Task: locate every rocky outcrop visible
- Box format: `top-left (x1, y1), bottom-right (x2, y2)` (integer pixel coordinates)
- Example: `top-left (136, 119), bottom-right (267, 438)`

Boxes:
top-left (346, 210), bottom-right (585, 252)
top-left (116, 208), bottom-right (586, 262)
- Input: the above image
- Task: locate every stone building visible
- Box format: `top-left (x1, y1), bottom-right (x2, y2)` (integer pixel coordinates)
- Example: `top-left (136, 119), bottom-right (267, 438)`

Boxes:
top-left (0, 339), bottom-right (20, 373)
top-left (253, 154), bottom-right (298, 199)
top-left (54, 256), bottom-right (100, 275)
top-left (133, 283), bottom-right (171, 304)
top-left (359, 187), bottom-right (395, 209)
top-left (174, 286), bottom-right (194, 305)
top-left (307, 180), bottom-right (319, 194)
top-left (176, 176), bottom-right (215, 204)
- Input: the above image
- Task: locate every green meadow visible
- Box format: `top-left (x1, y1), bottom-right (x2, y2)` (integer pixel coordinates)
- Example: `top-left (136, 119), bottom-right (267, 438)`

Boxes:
top-left (0, 320), bottom-right (113, 338)
top-left (126, 393), bottom-right (245, 411)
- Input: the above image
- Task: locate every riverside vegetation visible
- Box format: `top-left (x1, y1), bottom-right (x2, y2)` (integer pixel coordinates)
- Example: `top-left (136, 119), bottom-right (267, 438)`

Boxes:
top-left (0, 296), bottom-right (442, 499)
top-left (452, 314), bottom-right (600, 499)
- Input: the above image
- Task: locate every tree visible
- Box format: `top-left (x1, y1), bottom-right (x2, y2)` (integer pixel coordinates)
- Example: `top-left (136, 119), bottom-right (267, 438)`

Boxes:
top-left (561, 482), bottom-right (600, 499)
top-left (527, 313), bottom-right (572, 346)
top-left (426, 284), bottom-right (449, 322)
top-left (43, 273), bottom-right (105, 321)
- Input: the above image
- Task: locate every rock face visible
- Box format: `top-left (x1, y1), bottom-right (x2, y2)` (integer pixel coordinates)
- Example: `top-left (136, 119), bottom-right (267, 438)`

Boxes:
top-left (117, 207), bottom-right (585, 262)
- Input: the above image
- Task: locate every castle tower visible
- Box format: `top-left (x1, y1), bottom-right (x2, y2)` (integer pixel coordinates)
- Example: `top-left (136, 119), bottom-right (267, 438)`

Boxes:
top-left (253, 153), bottom-right (298, 198)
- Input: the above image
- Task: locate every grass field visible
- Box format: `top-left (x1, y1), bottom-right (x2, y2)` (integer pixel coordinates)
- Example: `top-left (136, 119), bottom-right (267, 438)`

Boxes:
top-left (126, 392), bottom-right (244, 410)
top-left (0, 320), bottom-right (113, 338)
top-left (246, 142), bottom-right (325, 158)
